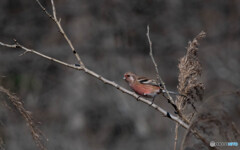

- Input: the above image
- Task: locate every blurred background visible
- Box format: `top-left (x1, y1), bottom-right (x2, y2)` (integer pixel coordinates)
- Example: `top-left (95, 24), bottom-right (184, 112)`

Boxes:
top-left (0, 0), bottom-right (240, 149)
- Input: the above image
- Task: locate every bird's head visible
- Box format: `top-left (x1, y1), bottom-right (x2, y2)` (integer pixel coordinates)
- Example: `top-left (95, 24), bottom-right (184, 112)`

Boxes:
top-left (123, 72), bottom-right (136, 84)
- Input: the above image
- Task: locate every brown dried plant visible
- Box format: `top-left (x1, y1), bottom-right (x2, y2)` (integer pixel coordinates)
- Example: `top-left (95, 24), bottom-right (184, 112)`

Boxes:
top-left (177, 32), bottom-right (240, 150)
top-left (177, 31), bottom-right (206, 122)
top-left (0, 86), bottom-right (46, 150)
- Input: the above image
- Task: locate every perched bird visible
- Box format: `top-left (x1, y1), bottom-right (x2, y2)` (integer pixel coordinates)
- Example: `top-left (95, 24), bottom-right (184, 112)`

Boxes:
top-left (123, 72), bottom-right (178, 104)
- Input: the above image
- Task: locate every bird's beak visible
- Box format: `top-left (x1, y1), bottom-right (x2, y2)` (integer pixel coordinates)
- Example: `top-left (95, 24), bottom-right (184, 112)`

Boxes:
top-left (123, 77), bottom-right (126, 80)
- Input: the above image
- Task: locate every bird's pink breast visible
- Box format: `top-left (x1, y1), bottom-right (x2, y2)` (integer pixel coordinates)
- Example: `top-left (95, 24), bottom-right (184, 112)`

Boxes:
top-left (131, 83), bottom-right (160, 97)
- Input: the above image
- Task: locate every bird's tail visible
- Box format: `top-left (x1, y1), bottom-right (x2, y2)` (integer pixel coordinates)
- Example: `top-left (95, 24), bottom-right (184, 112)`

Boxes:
top-left (162, 89), bottom-right (184, 96)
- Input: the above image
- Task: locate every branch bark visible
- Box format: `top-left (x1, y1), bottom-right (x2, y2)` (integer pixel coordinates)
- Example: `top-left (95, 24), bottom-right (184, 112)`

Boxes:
top-left (0, 40), bottom-right (189, 129)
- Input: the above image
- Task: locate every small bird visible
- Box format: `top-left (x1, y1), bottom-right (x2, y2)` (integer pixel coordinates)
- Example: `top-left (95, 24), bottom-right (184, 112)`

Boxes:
top-left (123, 72), bottom-right (178, 104)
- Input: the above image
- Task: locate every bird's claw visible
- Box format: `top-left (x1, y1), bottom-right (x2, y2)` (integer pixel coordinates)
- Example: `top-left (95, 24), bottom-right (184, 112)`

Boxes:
top-left (136, 96), bottom-right (140, 101)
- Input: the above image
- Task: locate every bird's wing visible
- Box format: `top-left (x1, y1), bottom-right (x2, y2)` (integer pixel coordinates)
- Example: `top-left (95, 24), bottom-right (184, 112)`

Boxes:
top-left (137, 77), bottom-right (159, 86)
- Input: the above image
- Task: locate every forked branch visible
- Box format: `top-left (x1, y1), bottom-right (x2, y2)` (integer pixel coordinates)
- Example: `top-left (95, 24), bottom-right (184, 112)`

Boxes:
top-left (36, 0), bottom-right (85, 67)
top-left (0, 40), bottom-right (189, 129)
top-left (146, 26), bottom-right (180, 114)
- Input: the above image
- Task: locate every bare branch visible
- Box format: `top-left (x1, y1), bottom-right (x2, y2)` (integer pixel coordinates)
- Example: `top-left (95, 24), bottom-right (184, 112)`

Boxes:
top-left (0, 41), bottom-right (80, 70)
top-left (0, 41), bottom-right (189, 129)
top-left (35, 0), bottom-right (85, 67)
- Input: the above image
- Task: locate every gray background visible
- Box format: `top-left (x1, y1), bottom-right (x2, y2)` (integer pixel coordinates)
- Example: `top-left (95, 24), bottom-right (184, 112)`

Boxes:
top-left (0, 0), bottom-right (240, 149)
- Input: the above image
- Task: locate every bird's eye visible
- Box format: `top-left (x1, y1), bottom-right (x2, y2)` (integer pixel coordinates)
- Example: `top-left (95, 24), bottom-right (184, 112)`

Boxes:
top-left (126, 75), bottom-right (130, 77)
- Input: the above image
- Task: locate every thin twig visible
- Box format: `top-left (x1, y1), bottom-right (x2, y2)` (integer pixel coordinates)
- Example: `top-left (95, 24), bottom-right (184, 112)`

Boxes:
top-left (35, 0), bottom-right (54, 19)
top-left (174, 123), bottom-right (179, 150)
top-left (0, 41), bottom-right (189, 129)
top-left (50, 0), bottom-right (57, 19)
top-left (35, 0), bottom-right (85, 67)
top-left (146, 25), bottom-right (160, 83)
top-left (146, 26), bottom-right (179, 114)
